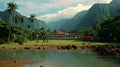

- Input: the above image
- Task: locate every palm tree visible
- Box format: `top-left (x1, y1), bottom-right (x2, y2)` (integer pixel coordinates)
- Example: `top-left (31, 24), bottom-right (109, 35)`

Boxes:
top-left (7, 2), bottom-right (18, 42)
top-left (39, 28), bottom-right (48, 42)
top-left (7, 2), bottom-right (18, 24)
top-left (29, 14), bottom-right (35, 40)
top-left (27, 24), bottom-right (31, 32)
top-left (15, 14), bottom-right (20, 25)
top-left (29, 14), bottom-right (35, 32)
top-left (20, 16), bottom-right (25, 31)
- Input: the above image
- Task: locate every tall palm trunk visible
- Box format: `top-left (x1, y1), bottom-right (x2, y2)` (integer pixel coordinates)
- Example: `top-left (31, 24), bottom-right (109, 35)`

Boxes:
top-left (32, 22), bottom-right (34, 32)
top-left (8, 12), bottom-right (13, 42)
top-left (8, 24), bottom-right (11, 42)
top-left (12, 12), bottom-right (15, 25)
top-left (7, 2), bottom-right (18, 42)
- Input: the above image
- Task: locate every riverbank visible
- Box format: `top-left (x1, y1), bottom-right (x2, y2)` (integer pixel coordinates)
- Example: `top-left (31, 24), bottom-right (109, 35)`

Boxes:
top-left (0, 44), bottom-right (120, 59)
top-left (0, 43), bottom-right (120, 61)
top-left (0, 40), bottom-right (107, 48)
top-left (89, 45), bottom-right (120, 59)
top-left (0, 40), bottom-right (120, 59)
top-left (0, 44), bottom-right (81, 50)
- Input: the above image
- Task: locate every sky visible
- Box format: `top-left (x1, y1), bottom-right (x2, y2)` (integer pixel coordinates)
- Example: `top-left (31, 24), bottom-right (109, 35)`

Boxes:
top-left (0, 0), bottom-right (112, 23)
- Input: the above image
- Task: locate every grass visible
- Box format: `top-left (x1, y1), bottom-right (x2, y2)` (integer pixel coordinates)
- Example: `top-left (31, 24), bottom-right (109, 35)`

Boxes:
top-left (0, 40), bottom-right (107, 48)
top-left (26, 40), bottom-right (107, 45)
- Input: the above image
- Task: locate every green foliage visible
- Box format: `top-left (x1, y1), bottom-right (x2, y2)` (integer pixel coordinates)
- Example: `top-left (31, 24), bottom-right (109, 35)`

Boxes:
top-left (0, 19), bottom-right (4, 23)
top-left (15, 35), bottom-right (26, 45)
top-left (39, 28), bottom-right (48, 42)
top-left (29, 14), bottom-right (35, 23)
top-left (0, 20), bottom-right (26, 43)
top-left (15, 15), bottom-right (20, 24)
top-left (0, 22), bottom-right (10, 43)
top-left (7, 2), bottom-right (18, 11)
top-left (98, 15), bottom-right (120, 42)
top-left (77, 27), bottom-right (97, 37)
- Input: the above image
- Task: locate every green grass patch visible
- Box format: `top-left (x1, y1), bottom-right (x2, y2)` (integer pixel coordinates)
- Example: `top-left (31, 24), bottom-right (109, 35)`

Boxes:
top-left (0, 42), bottom-right (21, 48)
top-left (26, 40), bottom-right (83, 45)
top-left (0, 40), bottom-right (107, 48)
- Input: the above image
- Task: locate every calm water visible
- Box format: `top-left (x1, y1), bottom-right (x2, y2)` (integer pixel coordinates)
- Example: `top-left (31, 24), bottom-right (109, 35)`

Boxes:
top-left (0, 49), bottom-right (120, 67)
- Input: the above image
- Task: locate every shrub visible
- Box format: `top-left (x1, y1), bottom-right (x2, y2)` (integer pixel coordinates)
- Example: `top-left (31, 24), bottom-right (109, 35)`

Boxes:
top-left (15, 35), bottom-right (26, 45)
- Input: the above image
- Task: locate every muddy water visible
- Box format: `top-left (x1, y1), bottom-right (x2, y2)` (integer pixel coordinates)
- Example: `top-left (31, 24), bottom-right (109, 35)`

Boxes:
top-left (0, 49), bottom-right (120, 67)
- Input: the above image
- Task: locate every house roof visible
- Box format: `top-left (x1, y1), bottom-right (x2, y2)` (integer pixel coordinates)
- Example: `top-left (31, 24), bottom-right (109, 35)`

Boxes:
top-left (55, 31), bottom-right (66, 35)
top-left (54, 31), bottom-right (77, 36)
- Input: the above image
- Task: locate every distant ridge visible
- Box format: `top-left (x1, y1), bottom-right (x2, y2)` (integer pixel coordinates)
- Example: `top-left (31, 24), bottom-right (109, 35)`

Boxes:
top-left (0, 10), bottom-right (47, 30)
top-left (47, 0), bottom-right (120, 31)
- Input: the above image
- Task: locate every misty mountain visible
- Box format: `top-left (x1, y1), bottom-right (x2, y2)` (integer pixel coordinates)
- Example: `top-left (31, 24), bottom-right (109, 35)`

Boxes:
top-left (57, 0), bottom-right (120, 31)
top-left (75, 0), bottom-right (120, 30)
top-left (59, 10), bottom-right (88, 31)
top-left (47, 10), bottom-right (88, 32)
top-left (47, 19), bottom-right (69, 31)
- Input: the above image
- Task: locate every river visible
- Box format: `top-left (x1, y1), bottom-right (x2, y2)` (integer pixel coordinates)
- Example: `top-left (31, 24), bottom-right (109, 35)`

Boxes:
top-left (0, 49), bottom-right (120, 67)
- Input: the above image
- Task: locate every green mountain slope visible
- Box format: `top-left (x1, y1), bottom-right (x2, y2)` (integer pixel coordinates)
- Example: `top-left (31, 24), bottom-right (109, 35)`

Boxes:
top-left (59, 10), bottom-right (88, 31)
top-left (75, 3), bottom-right (110, 30)
top-left (45, 0), bottom-right (120, 31)
top-left (0, 10), bottom-right (47, 30)
top-left (47, 10), bottom-right (88, 31)
top-left (47, 19), bottom-right (69, 31)
top-left (109, 0), bottom-right (120, 17)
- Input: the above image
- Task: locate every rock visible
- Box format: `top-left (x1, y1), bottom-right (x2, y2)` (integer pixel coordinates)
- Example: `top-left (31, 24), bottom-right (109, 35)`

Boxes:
top-left (2, 47), bottom-right (5, 49)
top-left (65, 45), bottom-right (72, 49)
top-left (72, 45), bottom-right (77, 49)
top-left (24, 47), bottom-right (30, 49)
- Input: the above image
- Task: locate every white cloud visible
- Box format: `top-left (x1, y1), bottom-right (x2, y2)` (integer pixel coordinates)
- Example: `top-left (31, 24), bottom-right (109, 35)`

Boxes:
top-left (38, 0), bottom-right (112, 23)
top-left (38, 3), bottom-right (91, 22)
top-left (51, 0), bottom-right (112, 6)
top-left (0, 0), bottom-right (112, 20)
top-left (50, 0), bottom-right (81, 7)
top-left (39, 3), bottom-right (60, 11)
top-left (101, 0), bottom-right (112, 3)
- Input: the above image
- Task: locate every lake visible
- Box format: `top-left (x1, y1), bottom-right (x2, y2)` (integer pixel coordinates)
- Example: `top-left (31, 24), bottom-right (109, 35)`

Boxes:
top-left (0, 49), bottom-right (120, 67)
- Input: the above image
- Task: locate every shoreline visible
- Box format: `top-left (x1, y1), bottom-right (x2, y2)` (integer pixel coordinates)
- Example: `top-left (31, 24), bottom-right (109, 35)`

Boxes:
top-left (0, 44), bottom-right (82, 50)
top-left (0, 44), bottom-right (120, 59)
top-left (0, 44), bottom-right (120, 57)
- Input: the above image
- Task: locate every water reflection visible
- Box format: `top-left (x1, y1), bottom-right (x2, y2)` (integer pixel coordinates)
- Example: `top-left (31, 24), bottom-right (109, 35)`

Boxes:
top-left (0, 49), bottom-right (120, 67)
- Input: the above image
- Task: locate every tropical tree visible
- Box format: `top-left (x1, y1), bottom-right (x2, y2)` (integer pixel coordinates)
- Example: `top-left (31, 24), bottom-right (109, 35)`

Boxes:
top-left (27, 24), bottom-right (31, 32)
top-left (53, 29), bottom-right (57, 33)
top-left (15, 14), bottom-right (20, 25)
top-left (98, 15), bottom-right (120, 42)
top-left (7, 2), bottom-right (18, 24)
top-left (39, 28), bottom-right (48, 42)
top-left (0, 20), bottom-right (24, 44)
top-left (20, 16), bottom-right (25, 31)
top-left (28, 14), bottom-right (35, 40)
top-left (29, 14), bottom-right (35, 32)
top-left (7, 2), bottom-right (18, 42)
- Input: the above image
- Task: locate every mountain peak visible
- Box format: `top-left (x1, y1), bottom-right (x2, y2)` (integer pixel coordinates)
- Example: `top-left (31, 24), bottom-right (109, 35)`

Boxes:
top-left (110, 0), bottom-right (120, 5)
top-left (93, 3), bottom-right (108, 7)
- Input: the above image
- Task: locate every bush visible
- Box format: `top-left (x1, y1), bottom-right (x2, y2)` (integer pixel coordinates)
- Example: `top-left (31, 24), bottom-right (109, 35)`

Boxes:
top-left (0, 39), bottom-right (4, 44)
top-left (0, 38), bottom-right (8, 44)
top-left (15, 35), bottom-right (26, 45)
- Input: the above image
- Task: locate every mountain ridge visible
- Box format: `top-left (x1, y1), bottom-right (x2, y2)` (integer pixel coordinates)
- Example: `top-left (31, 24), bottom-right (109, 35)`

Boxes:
top-left (0, 10), bottom-right (47, 30)
top-left (59, 10), bottom-right (88, 31)
top-left (75, 3), bottom-right (110, 30)
top-left (47, 0), bottom-right (120, 31)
